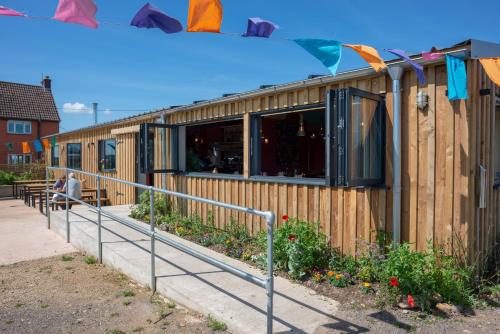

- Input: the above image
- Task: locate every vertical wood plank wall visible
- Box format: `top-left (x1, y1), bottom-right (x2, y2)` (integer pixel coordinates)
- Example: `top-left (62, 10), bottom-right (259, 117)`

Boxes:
top-left (50, 60), bottom-right (499, 259)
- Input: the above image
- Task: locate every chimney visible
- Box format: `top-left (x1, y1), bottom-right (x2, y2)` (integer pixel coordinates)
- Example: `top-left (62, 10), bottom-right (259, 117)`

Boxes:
top-left (41, 75), bottom-right (51, 90)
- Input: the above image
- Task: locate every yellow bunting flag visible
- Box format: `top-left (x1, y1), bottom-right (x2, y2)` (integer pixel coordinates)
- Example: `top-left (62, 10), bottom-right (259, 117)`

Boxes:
top-left (42, 139), bottom-right (51, 150)
top-left (343, 44), bottom-right (387, 72)
top-left (479, 58), bottom-right (500, 86)
top-left (22, 142), bottom-right (31, 153)
top-left (187, 0), bottom-right (223, 33)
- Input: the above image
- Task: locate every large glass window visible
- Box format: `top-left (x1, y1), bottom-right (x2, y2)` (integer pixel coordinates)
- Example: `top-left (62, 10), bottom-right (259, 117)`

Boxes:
top-left (51, 145), bottom-right (59, 167)
top-left (67, 143), bottom-right (82, 169)
top-left (257, 109), bottom-right (325, 178)
top-left (185, 119), bottom-right (243, 174)
top-left (7, 120), bottom-right (32, 134)
top-left (98, 139), bottom-right (116, 171)
top-left (251, 87), bottom-right (385, 187)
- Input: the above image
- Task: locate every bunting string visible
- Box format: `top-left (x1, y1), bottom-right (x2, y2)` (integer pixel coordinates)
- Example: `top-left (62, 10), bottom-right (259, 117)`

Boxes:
top-left (2, 0), bottom-right (499, 100)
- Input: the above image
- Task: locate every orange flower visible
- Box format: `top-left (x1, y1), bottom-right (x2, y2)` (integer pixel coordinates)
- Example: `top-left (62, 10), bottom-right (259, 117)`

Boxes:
top-left (335, 274), bottom-right (342, 280)
top-left (363, 282), bottom-right (372, 288)
top-left (327, 271), bottom-right (334, 277)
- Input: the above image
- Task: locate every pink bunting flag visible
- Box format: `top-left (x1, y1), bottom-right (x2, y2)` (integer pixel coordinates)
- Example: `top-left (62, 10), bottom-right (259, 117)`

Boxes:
top-left (422, 51), bottom-right (444, 61)
top-left (0, 6), bottom-right (25, 17)
top-left (53, 0), bottom-right (98, 29)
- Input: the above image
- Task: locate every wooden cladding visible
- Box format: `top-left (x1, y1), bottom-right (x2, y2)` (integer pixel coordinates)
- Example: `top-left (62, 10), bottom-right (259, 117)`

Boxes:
top-left (49, 59), bottom-right (499, 260)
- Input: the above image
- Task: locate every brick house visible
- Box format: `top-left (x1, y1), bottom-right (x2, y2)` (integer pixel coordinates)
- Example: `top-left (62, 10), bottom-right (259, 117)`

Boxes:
top-left (0, 76), bottom-right (60, 164)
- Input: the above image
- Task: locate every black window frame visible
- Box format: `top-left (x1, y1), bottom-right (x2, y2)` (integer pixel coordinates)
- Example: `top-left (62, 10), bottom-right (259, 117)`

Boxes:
top-left (250, 88), bottom-right (385, 188)
top-left (98, 139), bottom-right (117, 172)
top-left (140, 123), bottom-right (178, 174)
top-left (51, 145), bottom-right (59, 167)
top-left (66, 143), bottom-right (82, 170)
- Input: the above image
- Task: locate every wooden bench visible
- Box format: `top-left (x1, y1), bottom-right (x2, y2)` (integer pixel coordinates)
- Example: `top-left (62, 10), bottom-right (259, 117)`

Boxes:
top-left (50, 198), bottom-right (110, 211)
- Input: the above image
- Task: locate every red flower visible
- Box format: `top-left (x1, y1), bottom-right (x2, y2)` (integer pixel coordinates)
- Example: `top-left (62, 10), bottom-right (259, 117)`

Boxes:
top-left (389, 277), bottom-right (399, 287)
top-left (282, 215), bottom-right (289, 221)
top-left (407, 294), bottom-right (415, 308)
top-left (288, 234), bottom-right (297, 241)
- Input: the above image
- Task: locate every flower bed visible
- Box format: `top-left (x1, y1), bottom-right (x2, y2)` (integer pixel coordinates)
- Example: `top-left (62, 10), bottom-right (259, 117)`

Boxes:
top-left (130, 193), bottom-right (482, 312)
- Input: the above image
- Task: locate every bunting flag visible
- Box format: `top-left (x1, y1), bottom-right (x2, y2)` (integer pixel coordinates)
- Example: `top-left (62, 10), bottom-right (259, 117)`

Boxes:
top-left (479, 58), bottom-right (500, 86)
top-left (295, 39), bottom-right (342, 76)
top-left (343, 44), bottom-right (386, 72)
top-left (22, 142), bottom-right (31, 154)
top-left (34, 139), bottom-right (43, 153)
top-left (387, 49), bottom-right (425, 85)
top-left (130, 3), bottom-right (183, 35)
top-left (5, 142), bottom-right (14, 151)
top-left (422, 51), bottom-right (444, 61)
top-left (446, 55), bottom-right (468, 100)
top-left (242, 17), bottom-right (278, 38)
top-left (187, 0), bottom-right (223, 33)
top-left (42, 139), bottom-right (51, 150)
top-left (51, 136), bottom-right (57, 147)
top-left (0, 5), bottom-right (25, 17)
top-left (53, 0), bottom-right (98, 29)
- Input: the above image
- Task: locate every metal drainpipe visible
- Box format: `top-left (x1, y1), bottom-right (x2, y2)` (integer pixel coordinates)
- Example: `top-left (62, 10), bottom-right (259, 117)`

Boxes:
top-left (388, 66), bottom-right (403, 245)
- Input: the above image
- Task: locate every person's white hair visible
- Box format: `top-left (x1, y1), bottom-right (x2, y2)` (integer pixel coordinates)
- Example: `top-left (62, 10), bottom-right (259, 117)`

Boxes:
top-left (68, 173), bottom-right (75, 179)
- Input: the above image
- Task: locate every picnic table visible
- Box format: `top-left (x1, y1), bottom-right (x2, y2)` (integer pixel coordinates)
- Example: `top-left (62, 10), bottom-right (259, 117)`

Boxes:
top-left (13, 179), bottom-right (54, 199)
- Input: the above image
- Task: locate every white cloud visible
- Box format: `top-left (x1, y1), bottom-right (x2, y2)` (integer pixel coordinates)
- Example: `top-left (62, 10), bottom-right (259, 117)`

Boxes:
top-left (104, 108), bottom-right (112, 115)
top-left (62, 102), bottom-right (92, 114)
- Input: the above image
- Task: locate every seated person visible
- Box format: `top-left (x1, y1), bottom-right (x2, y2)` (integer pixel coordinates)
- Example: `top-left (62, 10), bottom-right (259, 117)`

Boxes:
top-left (60, 173), bottom-right (82, 209)
top-left (52, 175), bottom-right (66, 201)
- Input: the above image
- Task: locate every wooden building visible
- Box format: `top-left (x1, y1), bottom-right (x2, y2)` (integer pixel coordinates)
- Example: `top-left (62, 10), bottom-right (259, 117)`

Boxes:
top-left (47, 40), bottom-right (500, 261)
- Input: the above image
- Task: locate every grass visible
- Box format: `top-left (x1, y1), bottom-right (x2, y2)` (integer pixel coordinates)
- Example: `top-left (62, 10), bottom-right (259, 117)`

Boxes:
top-left (15, 303), bottom-right (23, 308)
top-left (84, 255), bottom-right (97, 265)
top-left (5, 320), bottom-right (13, 325)
top-left (41, 304), bottom-right (49, 309)
top-left (61, 255), bottom-right (74, 262)
top-left (110, 312), bottom-right (119, 317)
top-left (207, 314), bottom-right (227, 331)
top-left (132, 327), bottom-right (144, 333)
top-left (107, 330), bottom-right (125, 334)
top-left (167, 302), bottom-right (176, 309)
top-left (122, 290), bottom-right (135, 297)
top-left (123, 300), bottom-right (132, 306)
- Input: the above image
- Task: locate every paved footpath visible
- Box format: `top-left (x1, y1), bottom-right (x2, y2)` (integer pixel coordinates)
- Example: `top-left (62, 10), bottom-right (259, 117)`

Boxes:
top-left (0, 199), bottom-right (75, 265)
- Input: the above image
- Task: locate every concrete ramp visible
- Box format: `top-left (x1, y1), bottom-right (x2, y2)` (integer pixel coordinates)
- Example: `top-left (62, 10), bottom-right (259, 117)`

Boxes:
top-left (49, 205), bottom-right (361, 333)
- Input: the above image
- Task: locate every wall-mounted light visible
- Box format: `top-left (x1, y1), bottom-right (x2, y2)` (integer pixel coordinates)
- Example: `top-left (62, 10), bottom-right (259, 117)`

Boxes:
top-left (297, 113), bottom-right (305, 137)
top-left (416, 90), bottom-right (429, 110)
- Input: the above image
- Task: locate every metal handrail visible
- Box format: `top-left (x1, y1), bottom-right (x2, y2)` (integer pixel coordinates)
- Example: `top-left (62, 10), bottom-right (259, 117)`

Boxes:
top-left (46, 166), bottom-right (275, 333)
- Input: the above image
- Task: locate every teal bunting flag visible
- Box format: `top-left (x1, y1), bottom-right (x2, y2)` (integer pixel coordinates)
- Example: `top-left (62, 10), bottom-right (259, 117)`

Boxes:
top-left (446, 55), bottom-right (468, 100)
top-left (294, 39), bottom-right (342, 76)
top-left (51, 136), bottom-right (57, 147)
top-left (5, 142), bottom-right (13, 151)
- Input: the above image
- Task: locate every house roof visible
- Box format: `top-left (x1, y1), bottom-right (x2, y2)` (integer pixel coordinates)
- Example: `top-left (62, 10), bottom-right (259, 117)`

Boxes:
top-left (0, 80), bottom-right (60, 122)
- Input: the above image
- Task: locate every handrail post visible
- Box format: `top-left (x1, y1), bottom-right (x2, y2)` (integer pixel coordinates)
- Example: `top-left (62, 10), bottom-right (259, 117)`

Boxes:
top-left (65, 168), bottom-right (70, 243)
top-left (46, 167), bottom-right (50, 227)
top-left (266, 212), bottom-right (275, 334)
top-left (149, 187), bottom-right (156, 293)
top-left (97, 175), bottom-right (102, 264)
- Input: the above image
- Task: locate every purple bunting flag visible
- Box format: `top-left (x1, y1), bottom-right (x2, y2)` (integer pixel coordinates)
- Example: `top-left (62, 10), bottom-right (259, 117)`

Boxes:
top-left (242, 17), bottom-right (278, 38)
top-left (131, 2), bottom-right (182, 35)
top-left (387, 49), bottom-right (425, 85)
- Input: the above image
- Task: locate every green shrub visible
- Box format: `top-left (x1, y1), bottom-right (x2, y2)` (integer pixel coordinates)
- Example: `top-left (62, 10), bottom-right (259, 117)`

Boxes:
top-left (258, 217), bottom-right (329, 279)
top-left (0, 171), bottom-right (17, 185)
top-left (355, 240), bottom-right (385, 282)
top-left (329, 249), bottom-right (357, 277)
top-left (130, 191), bottom-right (171, 222)
top-left (84, 255), bottom-right (97, 265)
top-left (381, 243), bottom-right (474, 310)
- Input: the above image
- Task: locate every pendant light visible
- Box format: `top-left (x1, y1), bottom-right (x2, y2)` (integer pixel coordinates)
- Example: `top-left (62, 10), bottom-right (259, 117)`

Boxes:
top-left (297, 113), bottom-right (305, 137)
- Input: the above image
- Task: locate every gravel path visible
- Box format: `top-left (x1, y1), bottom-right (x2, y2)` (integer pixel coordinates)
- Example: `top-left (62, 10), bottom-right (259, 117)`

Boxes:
top-left (0, 253), bottom-right (227, 334)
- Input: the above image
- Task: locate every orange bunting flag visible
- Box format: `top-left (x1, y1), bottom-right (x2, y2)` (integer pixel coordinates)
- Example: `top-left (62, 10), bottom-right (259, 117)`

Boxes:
top-left (187, 0), bottom-right (223, 33)
top-left (42, 139), bottom-right (51, 150)
top-left (479, 58), bottom-right (500, 86)
top-left (22, 142), bottom-right (31, 153)
top-left (343, 44), bottom-right (387, 72)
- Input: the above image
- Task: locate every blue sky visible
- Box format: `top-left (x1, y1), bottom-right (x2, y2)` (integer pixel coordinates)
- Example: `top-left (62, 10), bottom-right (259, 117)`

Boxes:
top-left (1, 0), bottom-right (498, 131)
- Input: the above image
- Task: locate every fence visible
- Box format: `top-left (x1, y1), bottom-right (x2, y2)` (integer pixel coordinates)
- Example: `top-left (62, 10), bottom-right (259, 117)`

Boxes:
top-left (46, 167), bottom-right (276, 334)
top-left (0, 163), bottom-right (46, 178)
